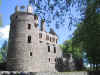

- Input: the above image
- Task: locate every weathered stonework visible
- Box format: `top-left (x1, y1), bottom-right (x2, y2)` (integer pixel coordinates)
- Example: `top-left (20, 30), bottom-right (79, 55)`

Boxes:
top-left (7, 5), bottom-right (62, 72)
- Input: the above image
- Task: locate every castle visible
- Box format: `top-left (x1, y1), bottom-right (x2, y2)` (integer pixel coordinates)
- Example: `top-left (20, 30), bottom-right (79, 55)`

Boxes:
top-left (7, 5), bottom-right (62, 72)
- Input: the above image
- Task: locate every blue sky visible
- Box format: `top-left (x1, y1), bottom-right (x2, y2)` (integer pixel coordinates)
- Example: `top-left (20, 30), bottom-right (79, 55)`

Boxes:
top-left (0, 0), bottom-right (80, 48)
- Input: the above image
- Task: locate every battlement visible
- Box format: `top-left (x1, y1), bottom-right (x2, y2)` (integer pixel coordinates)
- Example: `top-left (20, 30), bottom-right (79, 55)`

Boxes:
top-left (15, 5), bottom-right (33, 13)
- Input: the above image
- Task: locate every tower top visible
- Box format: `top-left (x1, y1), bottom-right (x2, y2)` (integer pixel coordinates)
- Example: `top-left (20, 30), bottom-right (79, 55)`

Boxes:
top-left (15, 5), bottom-right (33, 13)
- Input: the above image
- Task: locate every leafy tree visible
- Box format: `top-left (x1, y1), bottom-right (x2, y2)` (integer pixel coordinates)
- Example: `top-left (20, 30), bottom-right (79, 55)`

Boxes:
top-left (0, 41), bottom-right (8, 63)
top-left (0, 0), bottom-right (2, 26)
top-left (60, 39), bottom-right (85, 70)
top-left (29, 0), bottom-right (87, 29)
top-left (72, 0), bottom-right (100, 70)
top-left (61, 39), bottom-right (83, 59)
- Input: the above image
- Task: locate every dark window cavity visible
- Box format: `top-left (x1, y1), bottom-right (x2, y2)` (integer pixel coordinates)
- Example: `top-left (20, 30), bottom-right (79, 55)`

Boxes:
top-left (49, 58), bottom-right (50, 62)
top-left (39, 33), bottom-right (42, 39)
top-left (15, 15), bottom-right (18, 19)
top-left (50, 37), bottom-right (52, 42)
top-left (54, 47), bottom-right (56, 53)
top-left (28, 36), bottom-right (31, 43)
top-left (40, 41), bottom-right (43, 43)
top-left (30, 52), bottom-right (32, 56)
top-left (55, 58), bottom-right (56, 62)
top-left (28, 24), bottom-right (31, 29)
top-left (48, 46), bottom-right (50, 52)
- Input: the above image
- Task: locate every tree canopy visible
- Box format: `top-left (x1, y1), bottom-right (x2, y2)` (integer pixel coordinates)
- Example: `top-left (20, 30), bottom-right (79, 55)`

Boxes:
top-left (0, 41), bottom-right (8, 63)
top-left (72, 0), bottom-right (100, 70)
top-left (29, 0), bottom-right (86, 29)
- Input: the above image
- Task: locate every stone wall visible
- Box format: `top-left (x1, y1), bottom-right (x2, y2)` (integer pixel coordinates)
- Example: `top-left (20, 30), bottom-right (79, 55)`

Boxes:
top-left (7, 5), bottom-right (63, 72)
top-left (0, 71), bottom-right (88, 75)
top-left (7, 12), bottom-right (39, 71)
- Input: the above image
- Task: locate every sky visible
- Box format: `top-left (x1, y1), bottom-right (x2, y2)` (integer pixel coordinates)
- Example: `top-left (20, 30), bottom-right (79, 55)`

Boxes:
top-left (0, 0), bottom-right (79, 48)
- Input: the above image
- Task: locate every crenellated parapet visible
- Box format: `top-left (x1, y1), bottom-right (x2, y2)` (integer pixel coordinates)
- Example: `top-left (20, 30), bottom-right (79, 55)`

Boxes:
top-left (15, 5), bottom-right (33, 13)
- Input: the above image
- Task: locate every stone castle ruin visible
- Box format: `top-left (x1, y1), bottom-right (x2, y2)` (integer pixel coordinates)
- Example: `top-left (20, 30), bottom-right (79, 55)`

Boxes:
top-left (7, 5), bottom-right (63, 72)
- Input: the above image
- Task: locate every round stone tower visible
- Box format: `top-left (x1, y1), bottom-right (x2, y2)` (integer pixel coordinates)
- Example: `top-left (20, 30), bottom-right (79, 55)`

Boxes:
top-left (7, 5), bottom-right (39, 71)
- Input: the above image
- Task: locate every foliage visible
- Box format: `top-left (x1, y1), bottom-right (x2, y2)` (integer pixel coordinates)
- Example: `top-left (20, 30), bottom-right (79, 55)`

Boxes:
top-left (0, 53), bottom-right (3, 63)
top-left (60, 39), bottom-right (83, 59)
top-left (72, 0), bottom-right (100, 70)
top-left (0, 41), bottom-right (8, 63)
top-left (0, 0), bottom-right (1, 5)
top-left (29, 0), bottom-right (87, 29)
top-left (0, 0), bottom-right (2, 26)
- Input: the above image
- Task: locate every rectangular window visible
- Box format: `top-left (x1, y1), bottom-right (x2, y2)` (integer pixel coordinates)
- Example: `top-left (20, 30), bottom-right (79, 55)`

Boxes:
top-left (28, 24), bottom-right (31, 29)
top-left (39, 33), bottom-right (42, 39)
top-left (54, 47), bottom-right (56, 53)
top-left (56, 39), bottom-right (57, 43)
top-left (46, 35), bottom-right (49, 40)
top-left (30, 52), bottom-right (32, 56)
top-left (28, 36), bottom-right (31, 43)
top-left (49, 58), bottom-right (50, 62)
top-left (48, 46), bottom-right (50, 52)
top-left (50, 37), bottom-right (52, 42)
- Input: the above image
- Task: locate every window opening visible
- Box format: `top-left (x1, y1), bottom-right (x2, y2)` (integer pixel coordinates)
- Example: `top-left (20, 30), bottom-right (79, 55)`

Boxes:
top-left (39, 33), bottom-right (42, 38)
top-left (54, 47), bottom-right (56, 53)
top-left (28, 36), bottom-right (31, 43)
top-left (30, 52), bottom-right (32, 56)
top-left (48, 46), bottom-right (50, 52)
top-left (28, 24), bottom-right (31, 29)
top-left (49, 58), bottom-right (50, 62)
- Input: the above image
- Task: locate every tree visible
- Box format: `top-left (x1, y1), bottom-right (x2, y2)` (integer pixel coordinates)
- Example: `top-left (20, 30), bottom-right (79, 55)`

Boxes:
top-left (72, 0), bottom-right (100, 70)
top-left (61, 39), bottom-right (83, 59)
top-left (0, 41), bottom-right (8, 63)
top-left (0, 0), bottom-right (2, 26)
top-left (29, 0), bottom-right (87, 29)
top-left (60, 39), bottom-right (85, 70)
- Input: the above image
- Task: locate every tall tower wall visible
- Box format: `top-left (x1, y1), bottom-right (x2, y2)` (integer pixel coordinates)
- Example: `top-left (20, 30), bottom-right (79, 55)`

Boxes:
top-left (7, 7), bottom-right (39, 71)
top-left (7, 5), bottom-right (63, 72)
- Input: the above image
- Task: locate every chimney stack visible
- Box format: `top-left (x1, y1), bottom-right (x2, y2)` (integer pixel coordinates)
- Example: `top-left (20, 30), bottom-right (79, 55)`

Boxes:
top-left (41, 19), bottom-right (45, 31)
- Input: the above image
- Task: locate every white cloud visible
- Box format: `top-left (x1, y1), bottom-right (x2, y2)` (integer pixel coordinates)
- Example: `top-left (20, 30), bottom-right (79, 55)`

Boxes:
top-left (0, 25), bottom-right (10, 40)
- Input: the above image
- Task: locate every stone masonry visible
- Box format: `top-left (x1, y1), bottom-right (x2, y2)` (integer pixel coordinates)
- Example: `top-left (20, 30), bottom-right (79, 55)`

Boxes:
top-left (7, 5), bottom-right (62, 72)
